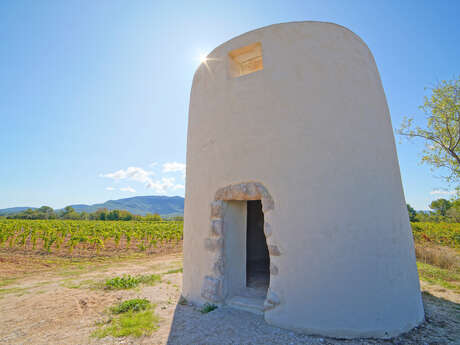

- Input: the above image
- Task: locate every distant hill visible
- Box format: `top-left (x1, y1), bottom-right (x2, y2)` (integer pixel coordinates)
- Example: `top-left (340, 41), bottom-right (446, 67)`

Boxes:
top-left (68, 196), bottom-right (184, 216)
top-left (0, 207), bottom-right (37, 215)
top-left (0, 196), bottom-right (184, 216)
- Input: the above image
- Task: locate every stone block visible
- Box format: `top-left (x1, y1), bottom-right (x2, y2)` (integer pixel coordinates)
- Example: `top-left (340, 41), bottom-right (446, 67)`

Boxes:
top-left (213, 255), bottom-right (225, 276)
top-left (204, 237), bottom-right (223, 252)
top-left (210, 200), bottom-right (223, 219)
top-left (270, 263), bottom-right (279, 275)
top-left (201, 276), bottom-right (223, 302)
top-left (264, 289), bottom-right (280, 311)
top-left (264, 222), bottom-right (272, 238)
top-left (268, 244), bottom-right (281, 256)
top-left (210, 219), bottom-right (223, 236)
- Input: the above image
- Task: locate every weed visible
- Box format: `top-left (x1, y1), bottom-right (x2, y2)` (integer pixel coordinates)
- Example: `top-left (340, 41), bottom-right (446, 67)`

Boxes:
top-left (137, 274), bottom-right (161, 286)
top-left (104, 274), bottom-right (161, 290)
top-left (200, 303), bottom-right (217, 314)
top-left (93, 299), bottom-right (159, 338)
top-left (111, 298), bottom-right (151, 314)
top-left (164, 268), bottom-right (183, 275)
top-left (178, 296), bottom-right (188, 305)
top-left (104, 275), bottom-right (140, 290)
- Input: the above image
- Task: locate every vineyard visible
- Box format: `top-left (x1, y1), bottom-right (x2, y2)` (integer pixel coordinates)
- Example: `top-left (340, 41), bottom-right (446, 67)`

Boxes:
top-left (1, 219), bottom-right (459, 256)
top-left (0, 219), bottom-right (183, 256)
top-left (411, 222), bottom-right (460, 249)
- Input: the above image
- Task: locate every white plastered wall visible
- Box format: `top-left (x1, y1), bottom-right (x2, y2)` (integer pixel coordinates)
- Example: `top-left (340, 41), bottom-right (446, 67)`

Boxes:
top-left (183, 21), bottom-right (424, 338)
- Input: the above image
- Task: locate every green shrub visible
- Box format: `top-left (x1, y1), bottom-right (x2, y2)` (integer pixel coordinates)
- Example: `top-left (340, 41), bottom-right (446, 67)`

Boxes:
top-left (111, 298), bottom-right (151, 314)
top-left (104, 275), bottom-right (139, 290)
top-left (104, 273), bottom-right (161, 290)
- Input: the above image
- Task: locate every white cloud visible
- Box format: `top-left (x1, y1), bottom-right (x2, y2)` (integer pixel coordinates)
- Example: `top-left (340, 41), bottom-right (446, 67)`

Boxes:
top-left (430, 189), bottom-right (456, 196)
top-left (146, 177), bottom-right (176, 193)
top-left (100, 167), bottom-right (154, 186)
top-left (162, 162), bottom-right (186, 176)
top-left (100, 165), bottom-right (185, 195)
top-left (120, 186), bottom-right (136, 193)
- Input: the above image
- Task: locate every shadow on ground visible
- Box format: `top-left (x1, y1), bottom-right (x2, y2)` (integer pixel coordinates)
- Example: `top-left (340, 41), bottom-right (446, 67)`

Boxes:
top-left (166, 292), bottom-right (459, 345)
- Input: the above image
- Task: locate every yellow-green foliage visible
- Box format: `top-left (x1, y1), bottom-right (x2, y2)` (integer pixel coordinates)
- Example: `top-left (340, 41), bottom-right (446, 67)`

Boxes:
top-left (0, 219), bottom-right (183, 253)
top-left (411, 222), bottom-right (460, 248)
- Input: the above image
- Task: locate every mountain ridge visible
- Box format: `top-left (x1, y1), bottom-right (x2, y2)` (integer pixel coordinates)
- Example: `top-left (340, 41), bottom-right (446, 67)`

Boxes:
top-left (0, 195), bottom-right (184, 216)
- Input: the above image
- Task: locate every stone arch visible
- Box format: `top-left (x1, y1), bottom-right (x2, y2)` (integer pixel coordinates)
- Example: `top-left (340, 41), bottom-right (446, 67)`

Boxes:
top-left (201, 182), bottom-right (281, 311)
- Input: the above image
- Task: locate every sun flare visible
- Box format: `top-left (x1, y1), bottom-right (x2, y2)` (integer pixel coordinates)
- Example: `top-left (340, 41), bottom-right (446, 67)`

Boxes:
top-left (199, 54), bottom-right (208, 63)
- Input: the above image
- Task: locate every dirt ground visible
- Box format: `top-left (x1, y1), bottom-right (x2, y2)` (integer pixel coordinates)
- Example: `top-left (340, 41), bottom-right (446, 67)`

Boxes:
top-left (0, 250), bottom-right (459, 345)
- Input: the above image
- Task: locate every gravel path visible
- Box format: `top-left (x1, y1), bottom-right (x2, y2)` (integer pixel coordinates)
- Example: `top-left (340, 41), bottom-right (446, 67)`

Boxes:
top-left (1, 252), bottom-right (458, 345)
top-left (166, 293), bottom-right (460, 345)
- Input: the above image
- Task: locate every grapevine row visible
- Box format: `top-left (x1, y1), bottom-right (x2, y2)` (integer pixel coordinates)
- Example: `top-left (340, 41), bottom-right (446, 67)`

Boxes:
top-left (0, 219), bottom-right (183, 254)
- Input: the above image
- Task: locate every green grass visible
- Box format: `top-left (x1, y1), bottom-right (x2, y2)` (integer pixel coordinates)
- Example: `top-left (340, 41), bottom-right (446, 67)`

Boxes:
top-left (164, 268), bottom-right (183, 274)
top-left (137, 274), bottom-right (161, 285)
top-left (31, 252), bottom-right (154, 278)
top-left (417, 262), bottom-right (460, 292)
top-left (0, 286), bottom-right (29, 296)
top-left (150, 260), bottom-right (183, 272)
top-left (0, 277), bottom-right (17, 287)
top-left (61, 278), bottom-right (96, 289)
top-left (93, 299), bottom-right (159, 338)
top-left (104, 274), bottom-right (161, 290)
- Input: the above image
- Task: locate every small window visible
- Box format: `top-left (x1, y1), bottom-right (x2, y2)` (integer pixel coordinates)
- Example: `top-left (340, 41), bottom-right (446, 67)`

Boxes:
top-left (228, 42), bottom-right (263, 78)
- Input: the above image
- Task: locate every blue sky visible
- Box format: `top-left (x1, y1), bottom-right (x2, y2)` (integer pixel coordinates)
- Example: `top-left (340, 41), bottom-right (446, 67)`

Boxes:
top-left (0, 0), bottom-right (458, 210)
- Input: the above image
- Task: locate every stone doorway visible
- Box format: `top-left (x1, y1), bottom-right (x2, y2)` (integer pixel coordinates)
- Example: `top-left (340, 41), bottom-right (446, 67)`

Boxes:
top-left (202, 182), bottom-right (281, 313)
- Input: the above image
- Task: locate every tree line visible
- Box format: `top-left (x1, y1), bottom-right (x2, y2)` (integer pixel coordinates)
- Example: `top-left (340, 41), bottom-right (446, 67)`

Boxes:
top-left (407, 197), bottom-right (460, 223)
top-left (0, 206), bottom-right (183, 222)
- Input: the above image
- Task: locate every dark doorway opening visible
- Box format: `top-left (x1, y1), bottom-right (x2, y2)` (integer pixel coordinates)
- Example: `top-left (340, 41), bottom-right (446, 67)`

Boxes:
top-left (246, 200), bottom-right (269, 294)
